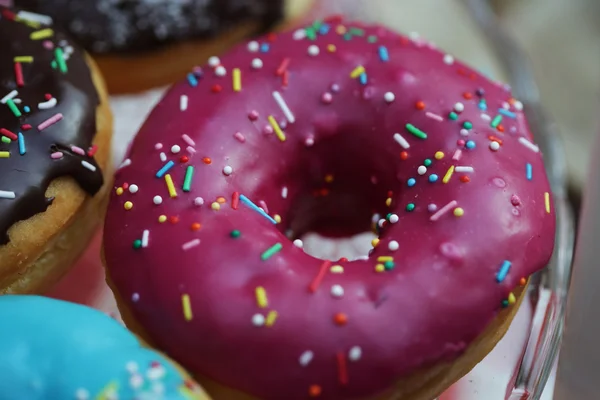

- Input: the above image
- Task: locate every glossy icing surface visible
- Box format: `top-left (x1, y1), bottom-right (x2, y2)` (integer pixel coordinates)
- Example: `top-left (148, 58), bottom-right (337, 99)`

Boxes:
top-left (104, 18), bottom-right (556, 399)
top-left (0, 6), bottom-right (103, 244)
top-left (0, 295), bottom-right (204, 399)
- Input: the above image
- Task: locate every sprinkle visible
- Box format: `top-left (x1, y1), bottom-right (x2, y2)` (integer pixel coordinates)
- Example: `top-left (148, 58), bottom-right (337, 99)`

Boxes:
top-left (545, 192), bottom-right (551, 213)
top-left (496, 260), bottom-right (512, 283)
top-left (490, 141), bottom-right (501, 151)
top-left (240, 194), bottom-right (277, 224)
top-left (252, 314), bottom-right (265, 326)
top-left (337, 352), bottom-right (349, 385)
top-left (251, 58), bottom-right (263, 69)
top-left (0, 90), bottom-right (18, 104)
top-left (211, 202), bottom-right (221, 211)
top-left (30, 28), bottom-right (54, 40)
top-left (255, 287), bottom-right (268, 308)
top-left (442, 166), bottom-right (455, 183)
top-left (182, 239), bottom-right (201, 251)
top-left (182, 294), bottom-right (193, 321)
top-left (159, 152), bottom-right (167, 162)
top-left (299, 351), bottom-right (314, 366)
top-left (124, 201), bottom-right (133, 210)
top-left (481, 113), bottom-right (491, 121)
top-left (37, 113), bottom-right (63, 131)
top-left (55, 48), bottom-right (67, 73)
top-left (187, 73), bottom-right (198, 87)
top-left (71, 146), bottom-right (85, 155)
top-left (165, 174), bottom-right (177, 198)
top-left (393, 133), bottom-right (410, 149)
top-left (14, 63), bottom-right (24, 87)
top-left (384, 92), bottom-right (395, 103)
top-left (16, 10), bottom-right (52, 24)
top-left (215, 66), bottom-right (227, 77)
top-left (453, 207), bottom-right (464, 217)
top-left (330, 265), bottom-right (344, 273)
top-left (153, 195), bottom-right (163, 205)
top-left (81, 161), bottom-right (96, 171)
top-left (405, 124), bottom-right (427, 139)
top-left (491, 115), bottom-right (503, 128)
top-left (518, 137), bottom-right (540, 153)
top-left (331, 285), bottom-right (344, 297)
top-left (0, 151), bottom-right (9, 158)
top-left (118, 158), bottom-right (131, 170)
top-left (498, 108), bottom-right (517, 118)
top-left (171, 145), bottom-right (181, 154)
top-left (333, 313), bottom-right (348, 326)
top-left (430, 200), bottom-right (458, 221)
top-left (508, 292), bottom-right (516, 305)
top-left (265, 311), bottom-right (278, 327)
top-left (261, 243), bottom-right (283, 261)
top-left (526, 163), bottom-right (532, 180)
top-left (0, 190), bottom-right (16, 199)
top-left (359, 73), bottom-right (368, 85)
top-left (0, 129), bottom-right (16, 142)
top-left (293, 239), bottom-right (303, 248)
top-left (349, 346), bottom-right (362, 361)
top-left (13, 56), bottom-right (33, 63)
top-left (180, 95), bottom-right (188, 111)
top-left (186, 146), bottom-right (196, 154)
top-left (272, 91), bottom-right (295, 123)
top-left (308, 385), bottom-right (322, 397)
top-left (17, 132), bottom-right (25, 155)
top-left (232, 68), bottom-right (242, 92)
top-left (156, 160), bottom-right (175, 178)
top-left (231, 192), bottom-right (239, 209)
top-left (208, 56), bottom-right (220, 67)
top-left (308, 45), bottom-right (320, 56)
top-left (350, 65), bottom-right (365, 78)
top-left (417, 165), bottom-right (427, 175)
top-left (268, 115), bottom-right (286, 142)
top-left (407, 178), bottom-right (416, 187)
top-left (6, 99), bottom-right (21, 117)
top-left (308, 260), bottom-right (331, 293)
top-left (183, 166), bottom-right (194, 192)
top-left (141, 230), bottom-right (149, 248)
top-left (452, 150), bottom-right (462, 161)
top-left (443, 54), bottom-right (454, 64)
top-left (378, 46), bottom-right (389, 61)
top-left (465, 140), bottom-right (476, 149)
top-left (455, 166), bottom-right (474, 173)
top-left (276, 57), bottom-right (291, 76)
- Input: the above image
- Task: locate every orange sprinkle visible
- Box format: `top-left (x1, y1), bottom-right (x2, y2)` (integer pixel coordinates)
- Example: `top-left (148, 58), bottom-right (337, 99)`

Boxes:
top-left (497, 124), bottom-right (505, 133)
top-left (309, 385), bottom-right (322, 397)
top-left (216, 196), bottom-right (226, 204)
top-left (191, 223), bottom-right (201, 231)
top-left (324, 174), bottom-right (334, 183)
top-left (519, 277), bottom-right (527, 286)
top-left (169, 216), bottom-right (179, 224)
top-left (333, 313), bottom-right (348, 326)
top-left (488, 135), bottom-right (503, 145)
top-left (460, 176), bottom-right (470, 183)
top-left (400, 151), bottom-right (408, 160)
top-left (463, 92), bottom-right (473, 100)
top-left (415, 101), bottom-right (425, 110)
top-left (202, 157), bottom-right (212, 165)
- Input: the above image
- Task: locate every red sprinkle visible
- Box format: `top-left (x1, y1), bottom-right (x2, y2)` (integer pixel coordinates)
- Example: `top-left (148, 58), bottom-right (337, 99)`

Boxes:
top-left (266, 32), bottom-right (277, 42)
top-left (88, 144), bottom-right (98, 157)
top-left (460, 176), bottom-right (470, 183)
top-left (44, 93), bottom-right (52, 100)
top-left (191, 223), bottom-right (201, 231)
top-left (179, 155), bottom-right (189, 163)
top-left (211, 84), bottom-right (222, 93)
top-left (122, 182), bottom-right (129, 190)
top-left (488, 136), bottom-right (503, 145)
top-left (232, 191), bottom-right (240, 210)
top-left (308, 261), bottom-right (331, 293)
top-left (0, 128), bottom-right (17, 140)
top-left (333, 313), bottom-right (348, 326)
top-left (308, 385), bottom-right (322, 397)
top-left (415, 101), bottom-right (425, 110)
top-left (14, 62), bottom-right (24, 87)
top-left (336, 352), bottom-right (349, 385)
top-left (21, 124), bottom-right (32, 131)
top-left (324, 14), bottom-right (343, 23)
top-left (202, 157), bottom-right (212, 165)
top-left (282, 70), bottom-right (289, 87)
top-left (497, 124), bottom-right (505, 133)
top-left (276, 58), bottom-right (290, 76)
top-left (463, 92), bottom-right (473, 100)
top-left (400, 151), bottom-right (408, 160)
top-left (169, 216), bottom-right (179, 224)
top-left (519, 277), bottom-right (527, 286)
top-left (1, 9), bottom-right (15, 20)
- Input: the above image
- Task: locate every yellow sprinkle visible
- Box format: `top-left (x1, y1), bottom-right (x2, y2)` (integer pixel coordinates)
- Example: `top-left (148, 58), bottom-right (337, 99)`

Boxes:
top-left (434, 151), bottom-right (444, 160)
top-left (265, 310), bottom-right (278, 327)
top-left (377, 256), bottom-right (393, 262)
top-left (336, 25), bottom-right (347, 35)
top-left (327, 44), bottom-right (337, 52)
top-left (330, 265), bottom-right (344, 273)
top-left (453, 207), bottom-right (464, 217)
top-left (0, 151), bottom-right (10, 158)
top-left (165, 174), bottom-right (177, 198)
top-left (182, 294), bottom-right (193, 321)
top-left (15, 17), bottom-right (40, 29)
top-left (115, 187), bottom-right (124, 195)
top-left (13, 56), bottom-right (33, 63)
top-left (30, 28), bottom-right (54, 40)
top-left (544, 192), bottom-right (550, 214)
top-left (274, 214), bottom-right (282, 223)
top-left (232, 68), bottom-right (242, 92)
top-left (375, 264), bottom-right (385, 273)
top-left (385, 197), bottom-right (392, 207)
top-left (124, 201), bottom-right (133, 210)
top-left (158, 215), bottom-right (167, 223)
top-left (443, 165), bottom-right (455, 184)
top-left (350, 65), bottom-right (365, 79)
top-left (371, 238), bottom-right (380, 247)
top-left (211, 202), bottom-right (221, 211)
top-left (255, 286), bottom-right (268, 308)
top-left (508, 292), bottom-right (516, 305)
top-left (268, 115), bottom-right (286, 142)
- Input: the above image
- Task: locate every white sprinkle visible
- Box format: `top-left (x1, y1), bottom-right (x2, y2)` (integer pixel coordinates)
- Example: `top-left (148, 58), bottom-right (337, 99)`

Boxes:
top-left (293, 239), bottom-right (303, 248)
top-left (208, 56), bottom-right (220, 67)
top-left (126, 362), bottom-right (139, 373)
top-left (38, 97), bottom-right (57, 110)
top-left (129, 184), bottom-right (139, 194)
top-left (215, 66), bottom-right (226, 77)
top-left (181, 134), bottom-right (195, 146)
top-left (180, 95), bottom-right (188, 111)
top-left (514, 101), bottom-right (524, 111)
top-left (299, 350), bottom-right (314, 366)
top-left (331, 285), bottom-right (344, 298)
top-left (481, 113), bottom-right (491, 121)
top-left (417, 166), bottom-right (427, 175)
top-left (153, 195), bottom-right (163, 205)
top-left (132, 293), bottom-right (140, 302)
top-left (425, 112), bottom-right (444, 122)
top-left (455, 166), bottom-right (474, 173)
top-left (155, 143), bottom-right (163, 150)
top-left (430, 200), bottom-right (458, 221)
top-left (75, 388), bottom-right (90, 400)
top-left (454, 102), bottom-right (465, 112)
top-left (293, 29), bottom-right (307, 40)
top-left (393, 133), bottom-right (410, 149)
top-left (223, 165), bottom-right (233, 175)
top-left (490, 141), bottom-right (501, 151)
top-left (186, 146), bottom-right (196, 154)
top-left (118, 158), bottom-right (131, 170)
top-left (331, 83), bottom-right (340, 92)
top-left (129, 374), bottom-right (143, 389)
top-left (252, 313), bottom-right (265, 326)
top-left (17, 11), bottom-right (52, 25)
top-left (81, 160), bottom-right (96, 171)
top-left (194, 197), bottom-right (204, 206)
top-left (251, 58), bottom-right (263, 69)
top-left (408, 31), bottom-right (420, 40)
top-left (159, 152), bottom-right (167, 162)
top-left (428, 204), bottom-right (438, 213)
top-left (141, 230), bottom-right (149, 248)
top-left (1, 90), bottom-right (18, 104)
top-left (443, 54), bottom-right (455, 65)
top-left (308, 45), bottom-right (320, 56)
top-left (171, 145), bottom-right (181, 154)
top-left (389, 214), bottom-right (399, 224)
top-left (281, 186), bottom-right (288, 199)
top-left (348, 346), bottom-right (362, 361)
top-left (384, 92), bottom-right (395, 103)
top-left (182, 239), bottom-right (201, 251)
top-left (460, 129), bottom-right (470, 136)
top-left (378, 219), bottom-right (386, 228)
top-left (388, 241), bottom-right (399, 251)
top-left (305, 137), bottom-right (314, 147)
top-left (247, 41), bottom-right (259, 52)
top-left (518, 137), bottom-right (540, 152)
top-left (452, 150), bottom-right (462, 161)
top-left (0, 190), bottom-right (16, 199)
top-left (272, 91), bottom-right (295, 123)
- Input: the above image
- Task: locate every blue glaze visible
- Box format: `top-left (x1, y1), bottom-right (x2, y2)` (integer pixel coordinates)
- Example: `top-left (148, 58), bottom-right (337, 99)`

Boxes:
top-left (0, 296), bottom-right (202, 400)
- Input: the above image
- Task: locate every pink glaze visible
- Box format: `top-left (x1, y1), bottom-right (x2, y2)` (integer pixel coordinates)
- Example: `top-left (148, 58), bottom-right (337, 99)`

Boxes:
top-left (104, 18), bottom-right (555, 400)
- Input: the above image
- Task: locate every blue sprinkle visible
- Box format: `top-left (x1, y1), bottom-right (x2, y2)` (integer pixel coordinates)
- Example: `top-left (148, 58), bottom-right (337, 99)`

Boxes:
top-left (378, 46), bottom-right (389, 62)
top-left (428, 174), bottom-right (438, 183)
top-left (466, 140), bottom-right (476, 149)
top-left (359, 73), bottom-right (368, 85)
top-left (155, 160), bottom-right (175, 178)
top-left (18, 132), bottom-right (25, 155)
top-left (318, 24), bottom-right (330, 35)
top-left (407, 178), bottom-right (416, 187)
top-left (260, 43), bottom-right (270, 53)
top-left (478, 100), bottom-right (487, 111)
top-left (496, 260), bottom-right (512, 283)
top-left (187, 73), bottom-right (198, 87)
top-left (526, 163), bottom-right (532, 180)
top-left (498, 108), bottom-right (517, 119)
top-left (23, 106), bottom-right (30, 113)
top-left (240, 194), bottom-right (277, 224)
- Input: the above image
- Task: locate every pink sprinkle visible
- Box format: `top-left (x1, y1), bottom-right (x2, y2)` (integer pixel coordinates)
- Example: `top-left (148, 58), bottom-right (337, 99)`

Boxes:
top-left (452, 150), bottom-right (462, 161)
top-left (430, 200), bottom-right (458, 221)
top-left (182, 134), bottom-right (195, 146)
top-left (71, 146), bottom-right (85, 155)
top-left (182, 239), bottom-right (201, 251)
top-left (425, 112), bottom-right (443, 122)
top-left (154, 143), bottom-right (163, 150)
top-left (457, 139), bottom-right (465, 146)
top-left (186, 146), bottom-right (196, 154)
top-left (38, 113), bottom-right (63, 131)
top-left (234, 132), bottom-right (245, 143)
top-left (43, 40), bottom-right (54, 49)
top-left (321, 92), bottom-right (333, 104)
top-left (263, 125), bottom-right (273, 135)
top-left (248, 110), bottom-right (259, 121)
top-left (259, 200), bottom-right (269, 214)
top-left (50, 152), bottom-right (63, 159)
top-left (305, 136), bottom-right (314, 146)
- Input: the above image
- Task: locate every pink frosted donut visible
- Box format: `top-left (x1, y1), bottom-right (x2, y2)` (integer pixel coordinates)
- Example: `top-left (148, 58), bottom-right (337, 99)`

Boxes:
top-left (104, 17), bottom-right (555, 400)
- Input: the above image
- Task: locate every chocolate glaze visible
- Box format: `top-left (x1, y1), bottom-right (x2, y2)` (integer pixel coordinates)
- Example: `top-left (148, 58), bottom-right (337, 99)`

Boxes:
top-left (104, 19), bottom-right (555, 400)
top-left (0, 6), bottom-right (102, 244)
top-left (14, 0), bottom-right (284, 53)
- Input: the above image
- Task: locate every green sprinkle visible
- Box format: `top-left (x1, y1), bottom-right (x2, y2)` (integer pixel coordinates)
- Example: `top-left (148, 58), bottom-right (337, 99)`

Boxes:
top-left (463, 121), bottom-right (473, 129)
top-left (424, 158), bottom-right (432, 167)
top-left (384, 261), bottom-right (395, 270)
top-left (182, 165), bottom-right (194, 192)
top-left (367, 35), bottom-right (378, 43)
top-left (448, 112), bottom-right (458, 120)
top-left (261, 242), bottom-right (283, 261)
top-left (1, 136), bottom-right (11, 144)
top-left (6, 99), bottom-right (21, 117)
top-left (230, 230), bottom-right (241, 238)
top-left (386, 213), bottom-right (392, 221)
top-left (55, 48), bottom-right (68, 73)
top-left (501, 299), bottom-right (509, 308)
top-left (51, 60), bottom-right (57, 69)
top-left (491, 115), bottom-right (503, 128)
top-left (406, 203), bottom-right (415, 212)
top-left (343, 33), bottom-right (352, 41)
top-left (133, 239), bottom-right (142, 249)
top-left (305, 27), bottom-right (317, 41)
top-left (405, 123), bottom-right (427, 139)
top-left (312, 20), bottom-right (323, 30)
top-left (349, 28), bottom-right (365, 36)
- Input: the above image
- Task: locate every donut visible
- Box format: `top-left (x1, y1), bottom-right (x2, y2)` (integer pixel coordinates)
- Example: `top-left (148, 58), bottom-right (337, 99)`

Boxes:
top-left (13, 0), bottom-right (314, 93)
top-left (103, 17), bottom-right (556, 400)
top-left (0, 6), bottom-right (113, 294)
top-left (0, 295), bottom-right (210, 399)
